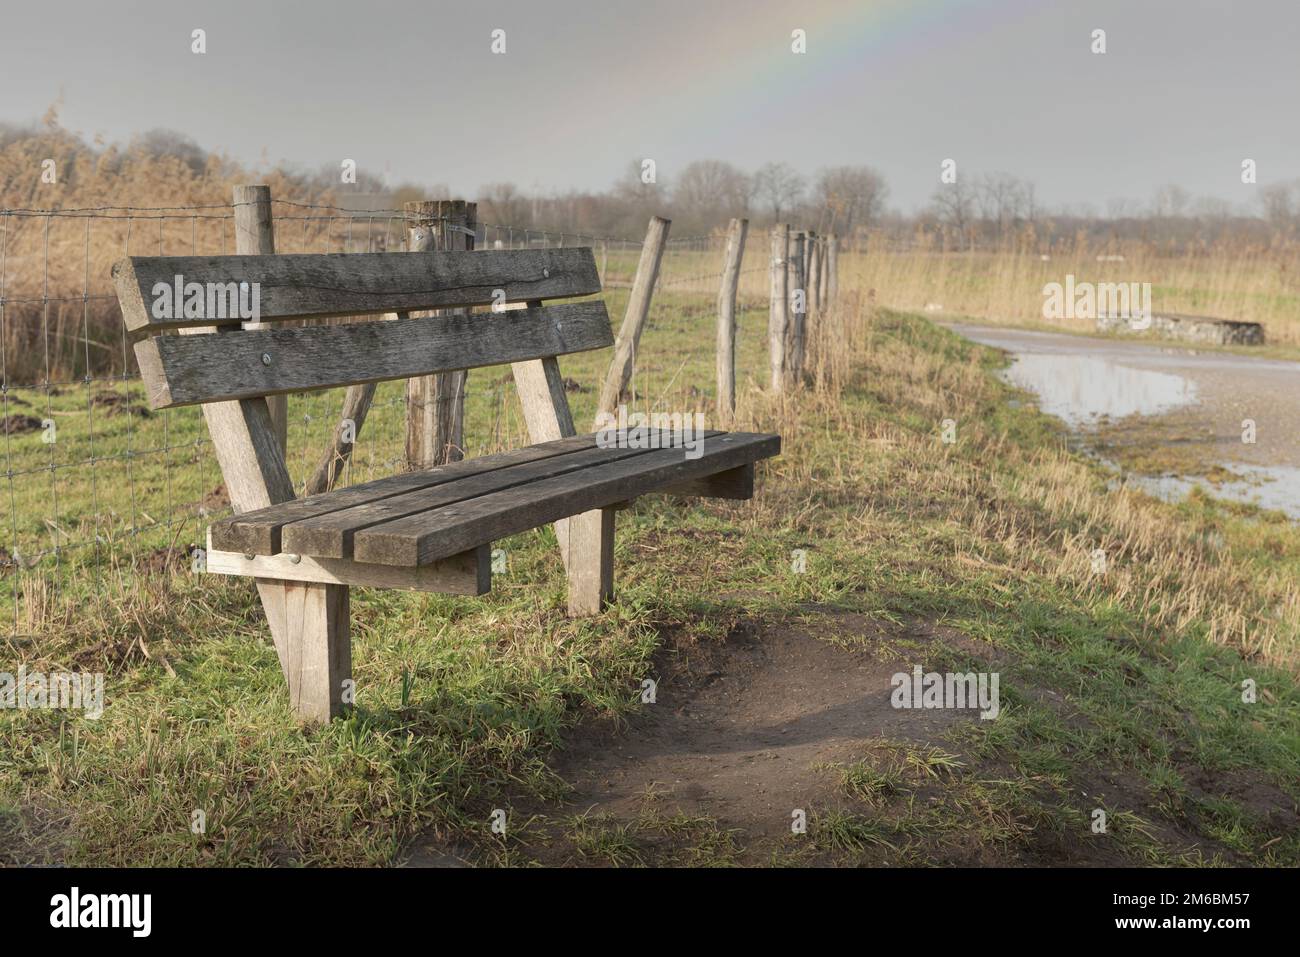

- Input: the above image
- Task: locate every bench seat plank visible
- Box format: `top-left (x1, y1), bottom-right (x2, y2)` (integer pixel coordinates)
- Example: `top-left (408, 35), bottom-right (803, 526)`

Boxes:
top-left (212, 434), bottom-right (603, 555)
top-left (113, 248), bottom-right (601, 332)
top-left (279, 430), bottom-right (725, 559)
top-left (205, 533), bottom-right (491, 594)
top-left (135, 301), bottom-right (612, 409)
top-left (353, 432), bottom-right (780, 566)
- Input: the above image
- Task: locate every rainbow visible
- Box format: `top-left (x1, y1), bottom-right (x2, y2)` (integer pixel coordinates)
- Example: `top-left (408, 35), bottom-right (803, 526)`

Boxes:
top-left (657, 0), bottom-right (1003, 128)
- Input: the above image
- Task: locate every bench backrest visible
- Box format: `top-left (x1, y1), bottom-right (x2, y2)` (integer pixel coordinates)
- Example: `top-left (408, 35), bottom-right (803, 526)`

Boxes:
top-left (112, 248), bottom-right (611, 410)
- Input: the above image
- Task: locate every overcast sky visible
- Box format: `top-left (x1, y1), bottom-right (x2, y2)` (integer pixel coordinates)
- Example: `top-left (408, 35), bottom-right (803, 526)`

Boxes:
top-left (2, 0), bottom-right (1297, 213)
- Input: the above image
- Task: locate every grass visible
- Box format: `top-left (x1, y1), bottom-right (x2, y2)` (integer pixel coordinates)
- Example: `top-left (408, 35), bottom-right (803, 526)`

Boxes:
top-left (1, 287), bottom-right (1298, 865)
top-left (845, 236), bottom-right (1300, 352)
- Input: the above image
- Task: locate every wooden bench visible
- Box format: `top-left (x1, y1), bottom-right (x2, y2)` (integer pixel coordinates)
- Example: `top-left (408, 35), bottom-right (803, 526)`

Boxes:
top-left (112, 245), bottom-right (780, 723)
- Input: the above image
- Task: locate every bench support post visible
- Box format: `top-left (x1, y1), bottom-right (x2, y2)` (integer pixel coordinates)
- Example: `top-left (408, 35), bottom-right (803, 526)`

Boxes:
top-left (565, 507), bottom-right (615, 616)
top-left (274, 582), bottom-right (352, 723)
top-left (510, 300), bottom-right (616, 615)
top-left (194, 186), bottom-right (354, 725)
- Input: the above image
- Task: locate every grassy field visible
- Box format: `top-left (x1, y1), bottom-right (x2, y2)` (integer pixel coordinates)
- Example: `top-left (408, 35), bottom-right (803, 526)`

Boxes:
top-left (843, 237), bottom-right (1300, 352)
top-left (1, 282), bottom-right (1297, 865)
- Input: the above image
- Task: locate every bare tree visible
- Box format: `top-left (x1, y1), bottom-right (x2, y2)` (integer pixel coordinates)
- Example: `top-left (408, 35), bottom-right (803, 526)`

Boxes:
top-left (753, 161), bottom-right (805, 222)
top-left (613, 158), bottom-right (661, 203)
top-left (813, 165), bottom-right (888, 234)
top-left (477, 182), bottom-right (531, 226)
top-left (930, 179), bottom-right (976, 239)
top-left (672, 159), bottom-right (751, 231)
top-left (607, 158), bottom-right (667, 234)
top-left (977, 172), bottom-right (1031, 238)
top-left (1259, 182), bottom-right (1296, 233)
top-left (1107, 196), bottom-right (1140, 220)
top-left (1152, 183), bottom-right (1191, 218)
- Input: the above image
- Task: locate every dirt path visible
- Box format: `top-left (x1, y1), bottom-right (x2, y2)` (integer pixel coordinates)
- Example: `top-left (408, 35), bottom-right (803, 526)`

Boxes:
top-left (403, 610), bottom-right (1262, 867)
top-left (515, 617), bottom-right (965, 848)
top-left (404, 612), bottom-right (996, 866)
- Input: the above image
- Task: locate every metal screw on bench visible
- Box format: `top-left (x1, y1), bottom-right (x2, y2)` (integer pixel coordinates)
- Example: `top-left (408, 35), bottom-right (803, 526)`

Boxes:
top-left (261, 353), bottom-right (272, 366)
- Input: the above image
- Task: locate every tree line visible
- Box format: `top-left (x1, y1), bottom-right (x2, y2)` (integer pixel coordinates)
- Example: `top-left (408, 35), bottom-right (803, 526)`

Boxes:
top-left (5, 116), bottom-right (1297, 249)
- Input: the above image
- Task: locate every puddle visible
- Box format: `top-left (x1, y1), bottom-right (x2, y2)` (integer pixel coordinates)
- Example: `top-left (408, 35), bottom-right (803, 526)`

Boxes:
top-left (999, 353), bottom-right (1198, 428)
top-left (948, 324), bottom-right (1300, 519)
top-left (1119, 465), bottom-right (1300, 519)
top-left (1002, 354), bottom-right (1299, 517)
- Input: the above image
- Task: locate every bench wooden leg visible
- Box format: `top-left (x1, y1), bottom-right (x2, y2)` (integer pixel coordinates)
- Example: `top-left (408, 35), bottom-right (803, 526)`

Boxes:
top-left (566, 508), bottom-right (614, 617)
top-left (276, 582), bottom-right (352, 724)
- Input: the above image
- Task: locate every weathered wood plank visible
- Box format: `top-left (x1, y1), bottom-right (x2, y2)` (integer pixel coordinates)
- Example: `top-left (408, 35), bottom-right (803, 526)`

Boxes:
top-left (205, 531), bottom-right (490, 594)
top-left (281, 580), bottom-right (351, 724)
top-left (204, 397), bottom-right (295, 512)
top-left (232, 185), bottom-right (286, 452)
top-left (280, 437), bottom-right (710, 560)
top-left (565, 507), bottom-right (614, 616)
top-left (510, 298), bottom-right (581, 568)
top-left (133, 301), bottom-right (613, 409)
top-left (661, 463), bottom-right (754, 500)
top-left (353, 432), bottom-right (781, 566)
top-left (183, 187), bottom-right (332, 723)
top-left (112, 247), bottom-right (602, 332)
top-left (211, 433), bottom-right (603, 555)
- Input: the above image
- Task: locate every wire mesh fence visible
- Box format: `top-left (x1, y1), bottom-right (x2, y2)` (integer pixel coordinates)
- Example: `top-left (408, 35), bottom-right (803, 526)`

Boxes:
top-left (0, 196), bottom-right (762, 636)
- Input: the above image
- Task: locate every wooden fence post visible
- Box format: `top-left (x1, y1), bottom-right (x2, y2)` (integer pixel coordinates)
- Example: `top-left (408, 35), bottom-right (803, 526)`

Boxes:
top-left (808, 233), bottom-right (823, 313)
top-left (826, 234), bottom-right (839, 303)
top-left (406, 200), bottom-right (476, 469)
top-left (715, 217), bottom-right (748, 424)
top-left (787, 230), bottom-right (807, 385)
top-left (768, 224), bottom-right (789, 391)
top-left (596, 215), bottom-right (671, 420)
top-left (233, 185), bottom-right (286, 454)
top-left (307, 210), bottom-right (427, 494)
top-left (801, 230), bottom-right (813, 296)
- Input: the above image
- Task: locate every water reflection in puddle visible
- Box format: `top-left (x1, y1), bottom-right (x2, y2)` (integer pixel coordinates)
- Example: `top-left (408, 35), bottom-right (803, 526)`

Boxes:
top-left (1120, 465), bottom-right (1300, 519)
top-left (999, 350), bottom-right (1297, 518)
top-left (1000, 354), bottom-right (1198, 428)
top-left (949, 324), bottom-right (1300, 519)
